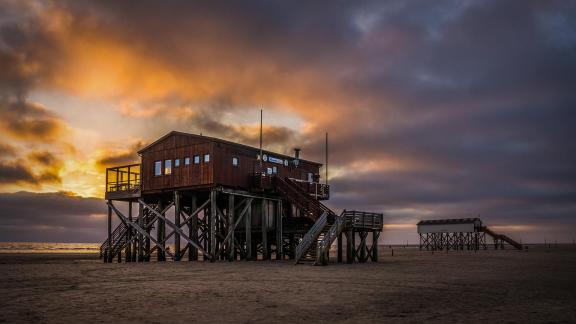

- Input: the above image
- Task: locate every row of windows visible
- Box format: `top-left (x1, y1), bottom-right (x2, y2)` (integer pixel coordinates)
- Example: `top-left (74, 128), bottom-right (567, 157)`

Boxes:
top-left (154, 155), bottom-right (241, 176)
top-left (154, 154), bottom-right (209, 176)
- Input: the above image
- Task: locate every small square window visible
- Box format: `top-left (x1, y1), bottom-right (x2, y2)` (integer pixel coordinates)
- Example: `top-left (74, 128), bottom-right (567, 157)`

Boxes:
top-left (204, 154), bottom-right (210, 163)
top-left (232, 157), bottom-right (239, 166)
top-left (165, 160), bottom-right (172, 175)
top-left (154, 161), bottom-right (162, 176)
top-left (267, 167), bottom-right (272, 174)
top-left (194, 155), bottom-right (200, 164)
top-left (175, 159), bottom-right (180, 167)
top-left (184, 157), bottom-right (190, 165)
top-left (272, 166), bottom-right (277, 174)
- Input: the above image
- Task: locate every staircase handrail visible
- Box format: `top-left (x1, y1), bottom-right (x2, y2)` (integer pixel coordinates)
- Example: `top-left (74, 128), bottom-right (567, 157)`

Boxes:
top-left (295, 211), bottom-right (328, 264)
top-left (480, 226), bottom-right (523, 250)
top-left (316, 210), bottom-right (346, 265)
top-left (99, 209), bottom-right (150, 258)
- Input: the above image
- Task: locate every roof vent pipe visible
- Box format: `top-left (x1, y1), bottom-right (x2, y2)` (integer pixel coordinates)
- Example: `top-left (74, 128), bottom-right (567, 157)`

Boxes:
top-left (294, 148), bottom-right (301, 159)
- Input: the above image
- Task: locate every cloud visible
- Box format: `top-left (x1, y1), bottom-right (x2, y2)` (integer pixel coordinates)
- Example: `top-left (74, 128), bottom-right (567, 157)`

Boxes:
top-left (96, 140), bottom-right (147, 170)
top-left (0, 151), bottom-right (62, 185)
top-left (0, 191), bottom-right (106, 242)
top-left (0, 1), bottom-right (575, 242)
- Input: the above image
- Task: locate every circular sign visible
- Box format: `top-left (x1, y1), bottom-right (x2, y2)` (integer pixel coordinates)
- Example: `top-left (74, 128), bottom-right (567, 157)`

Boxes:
top-left (284, 159), bottom-right (288, 166)
top-left (263, 154), bottom-right (268, 162)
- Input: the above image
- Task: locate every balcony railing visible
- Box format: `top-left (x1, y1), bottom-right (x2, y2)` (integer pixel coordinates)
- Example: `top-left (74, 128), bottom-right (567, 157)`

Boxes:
top-left (105, 163), bottom-right (141, 200)
top-left (286, 178), bottom-right (330, 200)
top-left (250, 173), bottom-right (330, 200)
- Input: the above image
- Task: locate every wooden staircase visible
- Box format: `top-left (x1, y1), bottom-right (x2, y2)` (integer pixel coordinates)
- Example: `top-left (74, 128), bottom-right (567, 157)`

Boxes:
top-left (100, 208), bottom-right (154, 260)
top-left (481, 226), bottom-right (523, 250)
top-left (273, 177), bottom-right (342, 264)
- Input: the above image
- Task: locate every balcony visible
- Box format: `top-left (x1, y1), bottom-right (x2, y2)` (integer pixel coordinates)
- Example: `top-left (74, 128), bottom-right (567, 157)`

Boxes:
top-left (105, 164), bottom-right (141, 200)
top-left (287, 178), bottom-right (330, 200)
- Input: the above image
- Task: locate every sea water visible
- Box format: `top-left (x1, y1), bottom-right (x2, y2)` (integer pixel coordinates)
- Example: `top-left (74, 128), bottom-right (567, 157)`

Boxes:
top-left (0, 242), bottom-right (100, 254)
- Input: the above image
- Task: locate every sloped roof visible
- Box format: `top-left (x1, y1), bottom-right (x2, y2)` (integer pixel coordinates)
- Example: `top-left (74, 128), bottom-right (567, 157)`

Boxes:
top-left (137, 131), bottom-right (323, 166)
top-left (416, 218), bottom-right (482, 226)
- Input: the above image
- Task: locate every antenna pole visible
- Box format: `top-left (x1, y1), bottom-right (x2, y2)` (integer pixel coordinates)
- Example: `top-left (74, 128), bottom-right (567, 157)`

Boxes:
top-left (325, 132), bottom-right (328, 185)
top-left (259, 109), bottom-right (263, 169)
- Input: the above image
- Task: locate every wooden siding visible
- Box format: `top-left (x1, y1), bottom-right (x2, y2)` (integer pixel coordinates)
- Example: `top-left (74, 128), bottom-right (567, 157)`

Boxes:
top-left (141, 132), bottom-right (321, 192)
top-left (212, 141), bottom-right (320, 189)
top-left (141, 134), bottom-right (214, 192)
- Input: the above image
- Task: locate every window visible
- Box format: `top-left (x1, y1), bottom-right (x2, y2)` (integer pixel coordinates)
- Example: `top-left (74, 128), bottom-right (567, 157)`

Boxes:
top-left (204, 154), bottom-right (210, 163)
top-left (272, 166), bottom-right (277, 174)
top-left (175, 159), bottom-right (180, 167)
top-left (194, 155), bottom-right (200, 164)
top-left (232, 157), bottom-right (239, 166)
top-left (267, 167), bottom-right (273, 174)
top-left (165, 160), bottom-right (172, 175)
top-left (154, 161), bottom-right (162, 176)
top-left (184, 157), bottom-right (190, 165)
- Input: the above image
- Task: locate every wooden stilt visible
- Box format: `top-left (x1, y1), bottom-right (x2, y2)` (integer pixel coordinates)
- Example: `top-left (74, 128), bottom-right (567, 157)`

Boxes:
top-left (347, 229), bottom-right (354, 264)
top-left (174, 191), bottom-right (181, 261)
top-left (359, 231), bottom-right (366, 262)
top-left (227, 194), bottom-right (235, 261)
top-left (126, 201), bottom-right (132, 262)
top-left (261, 199), bottom-right (268, 260)
top-left (276, 200), bottom-right (283, 260)
top-left (210, 189), bottom-right (217, 262)
top-left (373, 230), bottom-right (379, 262)
top-left (337, 232), bottom-right (343, 263)
top-left (138, 203), bottom-right (144, 262)
top-left (157, 200), bottom-right (166, 262)
top-left (189, 194), bottom-right (198, 261)
top-left (245, 199), bottom-right (252, 261)
top-left (107, 202), bottom-right (112, 263)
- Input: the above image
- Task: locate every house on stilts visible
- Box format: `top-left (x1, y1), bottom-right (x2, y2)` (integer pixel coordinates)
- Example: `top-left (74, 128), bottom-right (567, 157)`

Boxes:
top-left (101, 131), bottom-right (383, 265)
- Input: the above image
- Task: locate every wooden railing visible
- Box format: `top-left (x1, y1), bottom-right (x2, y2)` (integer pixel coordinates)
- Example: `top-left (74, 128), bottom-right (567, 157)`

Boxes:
top-left (251, 174), bottom-right (329, 200)
top-left (343, 210), bottom-right (383, 230)
top-left (251, 172), bottom-right (273, 190)
top-left (274, 176), bottom-right (333, 221)
top-left (295, 211), bottom-right (328, 264)
top-left (480, 226), bottom-right (523, 250)
top-left (287, 178), bottom-right (330, 200)
top-left (316, 210), bottom-right (346, 265)
top-left (106, 163), bottom-right (141, 193)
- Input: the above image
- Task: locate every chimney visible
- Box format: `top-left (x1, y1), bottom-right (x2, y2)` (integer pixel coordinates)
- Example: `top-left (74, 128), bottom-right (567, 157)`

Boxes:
top-left (294, 148), bottom-right (301, 159)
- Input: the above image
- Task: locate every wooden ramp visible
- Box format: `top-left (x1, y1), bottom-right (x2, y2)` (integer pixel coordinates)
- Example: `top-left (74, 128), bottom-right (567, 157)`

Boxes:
top-left (481, 226), bottom-right (523, 250)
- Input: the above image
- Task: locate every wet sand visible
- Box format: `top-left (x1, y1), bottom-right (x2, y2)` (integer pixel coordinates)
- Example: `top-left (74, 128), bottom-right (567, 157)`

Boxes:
top-left (0, 246), bottom-right (575, 323)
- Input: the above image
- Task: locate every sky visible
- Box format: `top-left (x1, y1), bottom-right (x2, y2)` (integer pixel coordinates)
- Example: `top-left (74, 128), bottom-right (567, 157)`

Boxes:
top-left (0, 0), bottom-right (575, 244)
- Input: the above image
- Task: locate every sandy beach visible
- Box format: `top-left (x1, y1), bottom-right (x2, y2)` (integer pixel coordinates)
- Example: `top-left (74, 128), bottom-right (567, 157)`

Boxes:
top-left (0, 246), bottom-right (575, 323)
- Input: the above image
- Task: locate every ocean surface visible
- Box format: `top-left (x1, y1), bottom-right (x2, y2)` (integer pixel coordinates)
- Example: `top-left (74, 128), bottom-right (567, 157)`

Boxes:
top-left (0, 242), bottom-right (100, 254)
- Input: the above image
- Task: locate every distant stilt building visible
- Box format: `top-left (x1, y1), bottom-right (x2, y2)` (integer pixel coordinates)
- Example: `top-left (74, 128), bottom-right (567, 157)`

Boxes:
top-left (417, 218), bottom-right (523, 251)
top-left (101, 131), bottom-right (383, 265)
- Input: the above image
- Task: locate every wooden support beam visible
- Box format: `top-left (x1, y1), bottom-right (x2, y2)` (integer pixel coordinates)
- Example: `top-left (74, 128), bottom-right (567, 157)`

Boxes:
top-left (157, 200), bottom-right (166, 262)
top-left (107, 201), bottom-right (174, 260)
top-left (261, 199), bottom-right (268, 260)
top-left (139, 199), bottom-right (209, 258)
top-left (210, 190), bottom-right (217, 262)
top-left (337, 232), bottom-right (343, 263)
top-left (276, 200), bottom-right (283, 260)
top-left (107, 201), bottom-right (112, 263)
top-left (217, 198), bottom-right (252, 257)
top-left (174, 191), bottom-right (181, 261)
top-left (245, 199), bottom-right (252, 261)
top-left (138, 204), bottom-right (144, 262)
top-left (347, 229), bottom-right (354, 264)
top-left (227, 194), bottom-right (235, 261)
top-left (126, 202), bottom-right (132, 262)
top-left (359, 231), bottom-right (367, 262)
top-left (189, 194), bottom-right (198, 261)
